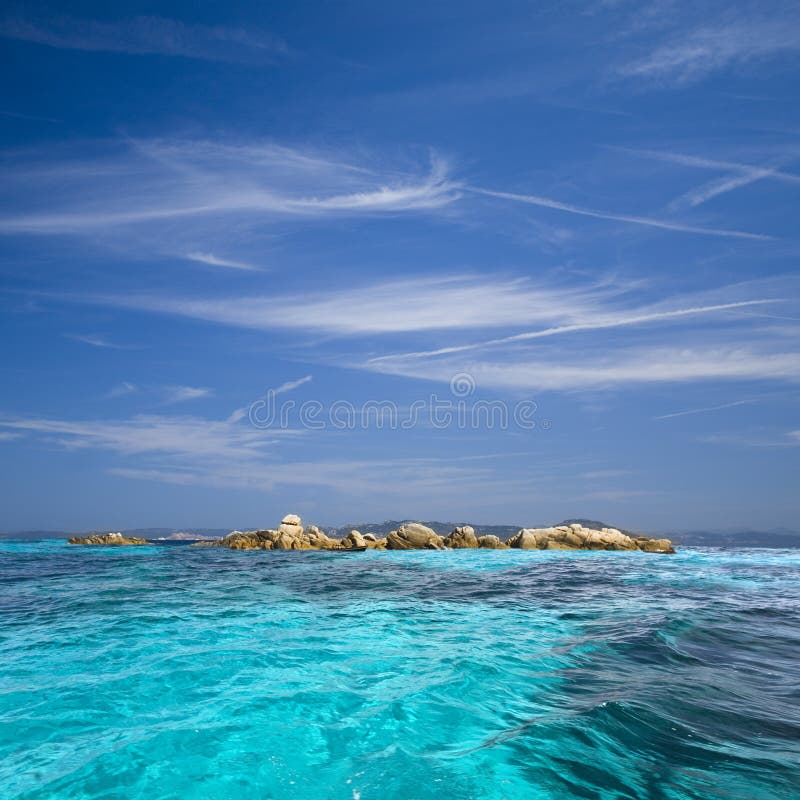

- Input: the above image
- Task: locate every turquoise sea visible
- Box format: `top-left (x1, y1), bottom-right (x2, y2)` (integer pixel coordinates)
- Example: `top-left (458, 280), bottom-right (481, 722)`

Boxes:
top-left (1, 541), bottom-right (798, 799)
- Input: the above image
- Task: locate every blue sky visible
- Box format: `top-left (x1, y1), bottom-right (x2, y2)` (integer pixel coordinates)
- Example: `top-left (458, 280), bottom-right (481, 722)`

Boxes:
top-left (1, 0), bottom-right (799, 533)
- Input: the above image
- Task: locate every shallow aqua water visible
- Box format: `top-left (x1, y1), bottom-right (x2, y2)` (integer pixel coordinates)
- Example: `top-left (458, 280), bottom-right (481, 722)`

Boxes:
top-left (1, 542), bottom-right (798, 799)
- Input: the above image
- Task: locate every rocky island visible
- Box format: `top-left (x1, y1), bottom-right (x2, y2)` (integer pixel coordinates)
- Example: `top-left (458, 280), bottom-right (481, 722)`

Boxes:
top-left (67, 516), bottom-right (674, 552)
top-left (68, 532), bottom-right (148, 546)
top-left (190, 515), bottom-right (675, 553)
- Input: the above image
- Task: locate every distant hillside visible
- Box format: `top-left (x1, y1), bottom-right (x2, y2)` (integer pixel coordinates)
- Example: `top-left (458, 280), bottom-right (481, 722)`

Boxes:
top-left (558, 519), bottom-right (635, 536)
top-left (0, 528), bottom-right (229, 541)
top-left (329, 520), bottom-right (521, 539)
top-left (0, 530), bottom-right (73, 540)
top-left (672, 529), bottom-right (800, 548)
top-left (329, 519), bottom-right (624, 540)
top-left (111, 528), bottom-right (230, 539)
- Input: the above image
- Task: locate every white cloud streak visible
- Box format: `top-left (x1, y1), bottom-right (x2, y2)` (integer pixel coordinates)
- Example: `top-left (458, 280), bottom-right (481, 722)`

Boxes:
top-left (580, 470), bottom-right (632, 480)
top-left (615, 17), bottom-right (800, 86)
top-left (0, 142), bottom-right (460, 236)
top-left (466, 186), bottom-right (771, 240)
top-left (367, 299), bottom-right (777, 363)
top-left (60, 272), bottom-right (800, 392)
top-left (0, 412), bottom-right (520, 497)
top-left (0, 14), bottom-right (289, 63)
top-left (653, 399), bottom-right (752, 420)
top-left (106, 382), bottom-right (139, 399)
top-left (0, 413), bottom-right (297, 461)
top-left (616, 147), bottom-right (800, 208)
top-left (366, 347), bottom-right (800, 392)
top-left (700, 430), bottom-right (800, 448)
top-left (1, 136), bottom-right (772, 245)
top-left (670, 171), bottom-right (773, 209)
top-left (186, 252), bottom-right (260, 271)
top-left (84, 275), bottom-right (624, 335)
top-left (64, 333), bottom-right (128, 349)
top-left (585, 489), bottom-right (657, 501)
top-left (105, 459), bottom-right (511, 495)
top-left (60, 273), bottom-right (800, 393)
top-left (619, 148), bottom-right (800, 182)
top-left (272, 375), bottom-right (313, 395)
top-left (163, 386), bottom-right (213, 404)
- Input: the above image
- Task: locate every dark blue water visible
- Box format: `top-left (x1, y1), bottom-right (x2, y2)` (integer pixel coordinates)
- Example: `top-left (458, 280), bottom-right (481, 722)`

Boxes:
top-left (1, 541), bottom-right (798, 799)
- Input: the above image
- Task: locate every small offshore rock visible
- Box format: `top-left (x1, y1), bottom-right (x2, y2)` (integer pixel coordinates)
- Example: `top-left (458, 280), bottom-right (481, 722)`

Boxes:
top-left (386, 523), bottom-right (446, 550)
top-left (507, 529), bottom-right (542, 549)
top-left (505, 524), bottom-right (672, 553)
top-left (477, 535), bottom-right (508, 549)
top-left (342, 530), bottom-right (367, 549)
top-left (638, 537), bottom-right (676, 554)
top-left (273, 531), bottom-right (306, 550)
top-left (68, 532), bottom-right (148, 546)
top-left (444, 525), bottom-right (479, 549)
top-left (306, 525), bottom-right (338, 549)
top-left (278, 513), bottom-right (304, 538)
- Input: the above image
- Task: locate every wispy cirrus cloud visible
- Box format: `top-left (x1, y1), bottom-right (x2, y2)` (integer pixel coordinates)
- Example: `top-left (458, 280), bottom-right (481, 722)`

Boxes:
top-left (0, 412), bottom-right (297, 461)
top-left (0, 108), bottom-right (60, 123)
top-left (654, 399), bottom-right (752, 420)
top-left (617, 148), bottom-right (800, 182)
top-left (105, 458), bottom-right (513, 496)
top-left (700, 429), bottom-right (800, 448)
top-left (466, 185), bottom-right (771, 240)
top-left (162, 386), bottom-right (213, 404)
top-left (0, 140), bottom-right (459, 237)
top-left (670, 171), bottom-right (778, 210)
top-left (106, 382), bottom-right (138, 399)
top-left (64, 333), bottom-right (130, 349)
top-left (63, 272), bottom-right (800, 393)
top-left (272, 375), bottom-right (313, 395)
top-left (580, 469), bottom-right (632, 480)
top-left (614, 147), bottom-right (800, 208)
top-left (0, 411), bottom-right (528, 499)
top-left (366, 299), bottom-right (777, 363)
top-left (75, 275), bottom-right (626, 335)
top-left (585, 489), bottom-right (659, 501)
top-left (185, 252), bottom-right (261, 271)
top-left (614, 15), bottom-right (800, 86)
top-left (365, 346), bottom-right (800, 392)
top-left (107, 382), bottom-right (220, 403)
top-left (0, 136), bottom-right (767, 247)
top-left (0, 13), bottom-right (289, 63)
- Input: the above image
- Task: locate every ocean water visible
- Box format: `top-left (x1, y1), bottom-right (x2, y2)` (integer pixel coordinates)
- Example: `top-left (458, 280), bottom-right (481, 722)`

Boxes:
top-left (1, 542), bottom-right (798, 800)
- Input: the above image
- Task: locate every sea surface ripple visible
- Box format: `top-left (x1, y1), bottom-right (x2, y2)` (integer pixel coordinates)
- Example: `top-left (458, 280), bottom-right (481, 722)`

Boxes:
top-left (0, 541), bottom-right (798, 799)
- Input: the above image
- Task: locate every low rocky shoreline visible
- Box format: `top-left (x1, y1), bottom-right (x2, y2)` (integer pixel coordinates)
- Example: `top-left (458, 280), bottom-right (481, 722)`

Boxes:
top-left (70, 515), bottom-right (674, 552)
top-left (68, 532), bottom-right (148, 546)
